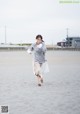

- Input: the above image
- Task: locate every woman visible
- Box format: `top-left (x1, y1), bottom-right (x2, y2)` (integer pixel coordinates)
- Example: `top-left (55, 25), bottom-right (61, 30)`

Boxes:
top-left (27, 35), bottom-right (48, 86)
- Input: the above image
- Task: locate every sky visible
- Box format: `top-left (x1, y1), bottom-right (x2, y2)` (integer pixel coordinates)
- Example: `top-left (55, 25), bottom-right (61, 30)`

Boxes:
top-left (0, 0), bottom-right (80, 45)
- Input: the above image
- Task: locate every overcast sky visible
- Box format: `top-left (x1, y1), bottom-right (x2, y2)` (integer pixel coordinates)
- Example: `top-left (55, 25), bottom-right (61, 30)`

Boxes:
top-left (0, 0), bottom-right (80, 44)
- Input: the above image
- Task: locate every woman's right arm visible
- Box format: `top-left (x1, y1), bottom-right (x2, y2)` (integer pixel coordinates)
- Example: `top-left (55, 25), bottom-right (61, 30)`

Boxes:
top-left (27, 43), bottom-right (35, 54)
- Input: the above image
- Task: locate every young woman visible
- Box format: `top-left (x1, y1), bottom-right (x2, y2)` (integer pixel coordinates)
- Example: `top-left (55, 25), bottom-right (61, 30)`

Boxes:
top-left (27, 35), bottom-right (48, 86)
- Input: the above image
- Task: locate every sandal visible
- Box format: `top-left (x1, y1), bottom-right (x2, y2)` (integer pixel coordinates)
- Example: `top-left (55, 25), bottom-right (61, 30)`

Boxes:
top-left (38, 84), bottom-right (41, 86)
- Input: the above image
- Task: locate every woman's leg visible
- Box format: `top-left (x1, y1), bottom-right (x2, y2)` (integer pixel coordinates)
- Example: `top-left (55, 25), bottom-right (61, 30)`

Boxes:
top-left (34, 62), bottom-right (42, 86)
top-left (39, 63), bottom-right (43, 83)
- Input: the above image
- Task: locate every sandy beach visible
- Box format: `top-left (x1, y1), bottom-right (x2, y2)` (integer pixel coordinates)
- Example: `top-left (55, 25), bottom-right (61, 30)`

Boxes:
top-left (0, 50), bottom-right (80, 114)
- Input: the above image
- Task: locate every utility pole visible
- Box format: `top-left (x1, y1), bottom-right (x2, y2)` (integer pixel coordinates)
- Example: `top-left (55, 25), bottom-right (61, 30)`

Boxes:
top-left (5, 25), bottom-right (7, 44)
top-left (66, 28), bottom-right (69, 47)
top-left (66, 28), bottom-right (69, 38)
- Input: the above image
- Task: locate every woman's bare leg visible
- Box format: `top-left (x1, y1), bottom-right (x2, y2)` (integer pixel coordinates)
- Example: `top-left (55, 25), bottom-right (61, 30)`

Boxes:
top-left (41, 77), bottom-right (43, 83)
top-left (36, 75), bottom-right (41, 86)
top-left (34, 62), bottom-right (43, 86)
top-left (37, 75), bottom-right (43, 83)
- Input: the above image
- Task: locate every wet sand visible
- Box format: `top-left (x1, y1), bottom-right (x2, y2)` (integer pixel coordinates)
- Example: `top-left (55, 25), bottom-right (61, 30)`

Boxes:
top-left (0, 51), bottom-right (80, 114)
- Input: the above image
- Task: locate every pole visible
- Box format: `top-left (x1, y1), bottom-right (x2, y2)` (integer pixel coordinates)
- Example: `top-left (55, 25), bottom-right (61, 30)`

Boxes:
top-left (66, 28), bottom-right (69, 47)
top-left (5, 25), bottom-right (7, 44)
top-left (66, 28), bottom-right (69, 38)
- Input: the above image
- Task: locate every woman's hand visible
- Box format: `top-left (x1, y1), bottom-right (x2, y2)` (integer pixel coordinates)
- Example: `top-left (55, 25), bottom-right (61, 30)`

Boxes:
top-left (37, 44), bottom-right (42, 48)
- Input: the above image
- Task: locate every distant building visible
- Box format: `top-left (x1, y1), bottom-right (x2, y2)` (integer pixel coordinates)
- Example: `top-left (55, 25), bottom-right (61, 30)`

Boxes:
top-left (57, 37), bottom-right (80, 48)
top-left (66, 37), bottom-right (80, 48)
top-left (57, 41), bottom-right (66, 47)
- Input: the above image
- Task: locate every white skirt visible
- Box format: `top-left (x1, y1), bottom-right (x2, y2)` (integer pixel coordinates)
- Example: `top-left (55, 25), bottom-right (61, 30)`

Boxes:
top-left (32, 61), bottom-right (49, 76)
top-left (41, 61), bottom-right (49, 74)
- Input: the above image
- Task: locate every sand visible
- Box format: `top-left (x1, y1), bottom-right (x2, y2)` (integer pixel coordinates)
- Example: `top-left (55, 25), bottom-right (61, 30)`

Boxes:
top-left (0, 50), bottom-right (80, 114)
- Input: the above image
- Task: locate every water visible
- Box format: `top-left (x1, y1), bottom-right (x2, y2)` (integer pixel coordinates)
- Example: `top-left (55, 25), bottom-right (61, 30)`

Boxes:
top-left (0, 51), bottom-right (80, 114)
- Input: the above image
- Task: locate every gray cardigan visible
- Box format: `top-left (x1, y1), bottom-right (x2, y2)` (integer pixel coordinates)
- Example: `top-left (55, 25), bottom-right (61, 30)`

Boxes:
top-left (29, 42), bottom-right (47, 63)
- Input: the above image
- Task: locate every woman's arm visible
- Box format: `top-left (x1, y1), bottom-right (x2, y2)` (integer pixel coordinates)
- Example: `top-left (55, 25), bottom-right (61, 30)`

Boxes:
top-left (42, 43), bottom-right (47, 53)
top-left (27, 43), bottom-right (35, 54)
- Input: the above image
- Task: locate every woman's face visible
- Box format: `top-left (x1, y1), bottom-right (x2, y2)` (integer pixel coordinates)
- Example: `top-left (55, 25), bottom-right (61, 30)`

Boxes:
top-left (36, 37), bottom-right (42, 44)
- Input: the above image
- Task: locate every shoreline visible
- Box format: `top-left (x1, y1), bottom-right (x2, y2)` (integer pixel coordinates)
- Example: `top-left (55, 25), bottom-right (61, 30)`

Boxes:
top-left (0, 46), bottom-right (80, 51)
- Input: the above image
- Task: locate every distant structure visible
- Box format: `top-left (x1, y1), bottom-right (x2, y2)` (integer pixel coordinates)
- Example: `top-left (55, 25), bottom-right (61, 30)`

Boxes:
top-left (66, 37), bottom-right (80, 48)
top-left (5, 25), bottom-right (7, 44)
top-left (57, 37), bottom-right (80, 48)
top-left (57, 28), bottom-right (80, 48)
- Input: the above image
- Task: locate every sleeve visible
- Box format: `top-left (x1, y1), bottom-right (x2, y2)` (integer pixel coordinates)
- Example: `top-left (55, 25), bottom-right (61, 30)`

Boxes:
top-left (27, 43), bottom-right (35, 54)
top-left (42, 43), bottom-right (47, 53)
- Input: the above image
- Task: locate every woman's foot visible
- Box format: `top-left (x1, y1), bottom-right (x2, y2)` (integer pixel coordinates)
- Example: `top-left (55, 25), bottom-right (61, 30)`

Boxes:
top-left (38, 83), bottom-right (41, 86)
top-left (36, 75), bottom-right (42, 86)
top-left (36, 75), bottom-right (43, 86)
